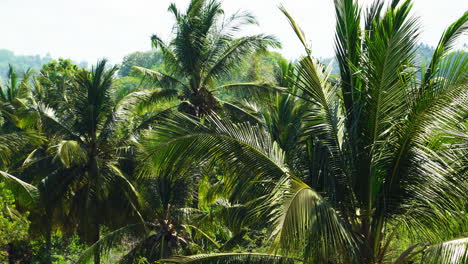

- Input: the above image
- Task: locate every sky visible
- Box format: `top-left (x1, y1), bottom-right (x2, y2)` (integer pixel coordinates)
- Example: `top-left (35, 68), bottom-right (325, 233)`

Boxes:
top-left (1, 0), bottom-right (467, 64)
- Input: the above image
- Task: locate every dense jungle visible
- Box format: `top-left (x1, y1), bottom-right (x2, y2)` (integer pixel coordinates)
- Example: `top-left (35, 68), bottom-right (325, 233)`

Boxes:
top-left (0, 0), bottom-right (467, 263)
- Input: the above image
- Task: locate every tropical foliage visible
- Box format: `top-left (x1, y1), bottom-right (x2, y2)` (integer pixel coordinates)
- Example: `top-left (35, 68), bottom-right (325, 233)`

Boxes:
top-left (133, 0), bottom-right (280, 116)
top-left (0, 0), bottom-right (466, 264)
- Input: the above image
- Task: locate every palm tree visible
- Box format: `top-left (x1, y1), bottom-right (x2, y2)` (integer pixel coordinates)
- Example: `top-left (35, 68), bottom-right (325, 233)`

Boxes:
top-left (0, 64), bottom-right (60, 263)
top-left (32, 58), bottom-right (79, 111)
top-left (28, 60), bottom-right (149, 264)
top-left (134, 0), bottom-right (280, 116)
top-left (138, 0), bottom-right (468, 263)
top-left (0, 132), bottom-right (43, 262)
top-left (0, 65), bottom-right (37, 132)
top-left (247, 58), bottom-right (309, 165)
top-left (77, 123), bottom-right (235, 263)
top-left (0, 65), bottom-right (32, 105)
top-left (1, 59), bottom-right (177, 263)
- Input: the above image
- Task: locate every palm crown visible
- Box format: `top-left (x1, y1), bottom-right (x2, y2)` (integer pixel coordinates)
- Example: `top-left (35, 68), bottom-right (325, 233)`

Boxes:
top-left (135, 0), bottom-right (280, 115)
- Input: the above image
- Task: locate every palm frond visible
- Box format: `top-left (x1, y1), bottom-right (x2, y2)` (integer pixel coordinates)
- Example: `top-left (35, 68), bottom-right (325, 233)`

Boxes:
top-left (183, 224), bottom-right (221, 249)
top-left (213, 82), bottom-right (285, 100)
top-left (279, 6), bottom-right (309, 55)
top-left (421, 237), bottom-right (468, 264)
top-left (35, 103), bottom-right (82, 142)
top-left (268, 177), bottom-right (357, 262)
top-left (217, 100), bottom-right (262, 124)
top-left (161, 253), bottom-right (299, 264)
top-left (139, 113), bottom-right (288, 204)
top-left (217, 10), bottom-right (258, 37)
top-left (203, 35), bottom-right (280, 84)
top-left (0, 132), bottom-right (44, 168)
top-left (55, 140), bottom-right (87, 168)
top-left (98, 87), bottom-right (178, 144)
top-left (0, 170), bottom-right (39, 208)
top-left (294, 55), bottom-right (350, 209)
top-left (333, 0), bottom-right (362, 118)
top-left (151, 34), bottom-right (180, 74)
top-left (77, 223), bottom-right (149, 264)
top-left (422, 12), bottom-right (468, 87)
top-left (133, 66), bottom-right (187, 90)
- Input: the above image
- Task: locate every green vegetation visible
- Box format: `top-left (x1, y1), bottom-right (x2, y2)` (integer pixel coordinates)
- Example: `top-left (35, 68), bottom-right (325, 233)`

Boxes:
top-left (0, 50), bottom-right (52, 78)
top-left (0, 182), bottom-right (30, 262)
top-left (0, 0), bottom-right (467, 264)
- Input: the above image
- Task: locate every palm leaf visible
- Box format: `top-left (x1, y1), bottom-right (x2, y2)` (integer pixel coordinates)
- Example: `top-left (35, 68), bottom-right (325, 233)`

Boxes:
top-left (161, 253), bottom-right (299, 264)
top-left (77, 223), bottom-right (149, 264)
top-left (138, 113), bottom-right (290, 215)
top-left (279, 6), bottom-right (309, 55)
top-left (213, 82), bottom-right (285, 97)
top-left (421, 237), bottom-right (468, 264)
top-left (422, 12), bottom-right (468, 87)
top-left (332, 0), bottom-right (362, 118)
top-left (268, 177), bottom-right (357, 262)
top-left (203, 35), bottom-right (280, 84)
top-left (133, 66), bottom-right (187, 90)
top-left (55, 140), bottom-right (87, 168)
top-left (0, 170), bottom-right (39, 208)
top-left (0, 132), bottom-right (44, 168)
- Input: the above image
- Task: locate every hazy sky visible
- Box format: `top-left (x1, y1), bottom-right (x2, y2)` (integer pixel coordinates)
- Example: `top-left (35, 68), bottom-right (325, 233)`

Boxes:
top-left (2, 0), bottom-right (467, 64)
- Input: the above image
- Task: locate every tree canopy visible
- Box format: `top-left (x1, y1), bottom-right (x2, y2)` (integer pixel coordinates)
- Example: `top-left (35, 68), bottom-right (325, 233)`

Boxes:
top-left (0, 0), bottom-right (466, 264)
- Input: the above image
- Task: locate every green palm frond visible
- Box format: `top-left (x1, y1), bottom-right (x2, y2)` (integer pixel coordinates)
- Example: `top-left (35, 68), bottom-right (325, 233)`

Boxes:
top-left (353, 0), bottom-right (421, 220)
top-left (98, 87), bottom-right (178, 144)
top-left (35, 103), bottom-right (82, 142)
top-left (151, 34), bottom-right (180, 74)
top-left (182, 224), bottom-right (221, 249)
top-left (262, 91), bottom-right (307, 156)
top-left (161, 253), bottom-right (299, 264)
top-left (139, 113), bottom-right (288, 202)
top-left (72, 59), bottom-right (118, 137)
top-left (286, 45), bottom-right (350, 209)
top-left (1, 64), bottom-right (20, 102)
top-left (190, 197), bottom-right (250, 236)
top-left (359, 0), bottom-right (419, 143)
top-left (281, 8), bottom-right (344, 156)
top-left (279, 6), bottom-right (309, 55)
top-left (133, 66), bottom-right (187, 90)
top-left (217, 10), bottom-right (258, 37)
top-left (213, 82), bottom-right (285, 96)
top-left (217, 100), bottom-right (263, 124)
top-left (55, 140), bottom-right (87, 168)
top-left (422, 12), bottom-right (468, 87)
top-left (17, 68), bottom-right (34, 99)
top-left (113, 168), bottom-right (146, 221)
top-left (268, 177), bottom-right (356, 262)
top-left (0, 132), bottom-right (44, 168)
top-left (333, 0), bottom-right (362, 118)
top-left (0, 170), bottom-right (39, 208)
top-left (213, 82), bottom-right (286, 111)
top-left (77, 223), bottom-right (149, 264)
top-left (203, 35), bottom-right (280, 85)
top-left (421, 238), bottom-right (468, 264)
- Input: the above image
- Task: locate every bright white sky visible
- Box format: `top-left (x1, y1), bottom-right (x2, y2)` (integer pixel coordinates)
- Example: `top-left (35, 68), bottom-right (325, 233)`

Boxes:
top-left (2, 0), bottom-right (467, 64)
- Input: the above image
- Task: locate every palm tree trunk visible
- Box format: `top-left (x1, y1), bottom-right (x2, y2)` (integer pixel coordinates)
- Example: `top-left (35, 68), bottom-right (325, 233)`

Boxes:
top-left (45, 223), bottom-right (52, 264)
top-left (89, 133), bottom-right (101, 264)
top-left (94, 223), bottom-right (101, 264)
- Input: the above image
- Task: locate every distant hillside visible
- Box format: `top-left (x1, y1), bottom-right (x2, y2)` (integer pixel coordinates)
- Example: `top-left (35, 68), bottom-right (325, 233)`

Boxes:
top-left (0, 49), bottom-right (88, 78)
top-left (0, 49), bottom-right (55, 77)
